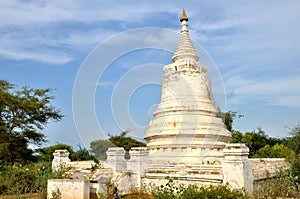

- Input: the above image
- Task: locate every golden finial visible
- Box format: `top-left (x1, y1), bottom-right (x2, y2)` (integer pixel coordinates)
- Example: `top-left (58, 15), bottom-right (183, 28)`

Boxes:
top-left (180, 9), bottom-right (188, 22)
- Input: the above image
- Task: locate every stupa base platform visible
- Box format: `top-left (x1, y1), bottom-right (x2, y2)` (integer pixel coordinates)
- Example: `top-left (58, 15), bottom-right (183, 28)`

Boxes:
top-left (143, 164), bottom-right (223, 187)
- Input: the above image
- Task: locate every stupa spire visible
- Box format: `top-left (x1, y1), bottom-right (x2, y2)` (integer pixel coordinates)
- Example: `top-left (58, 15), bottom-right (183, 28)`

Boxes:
top-left (180, 9), bottom-right (188, 22)
top-left (172, 9), bottom-right (199, 62)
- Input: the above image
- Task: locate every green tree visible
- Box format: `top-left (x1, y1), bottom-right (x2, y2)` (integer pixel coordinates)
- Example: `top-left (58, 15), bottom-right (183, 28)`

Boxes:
top-left (37, 143), bottom-right (97, 162)
top-left (241, 128), bottom-right (269, 156)
top-left (230, 128), bottom-right (287, 157)
top-left (287, 124), bottom-right (300, 180)
top-left (70, 144), bottom-right (98, 162)
top-left (0, 79), bottom-right (63, 167)
top-left (90, 139), bottom-right (115, 160)
top-left (108, 131), bottom-right (146, 151)
top-left (253, 144), bottom-right (292, 158)
top-left (230, 131), bottom-right (243, 143)
top-left (37, 143), bottom-right (74, 162)
top-left (90, 131), bottom-right (147, 160)
top-left (109, 131), bottom-right (146, 159)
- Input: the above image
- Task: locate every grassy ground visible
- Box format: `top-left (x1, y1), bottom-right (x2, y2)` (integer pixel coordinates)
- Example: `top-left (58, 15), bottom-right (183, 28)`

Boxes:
top-left (0, 192), bottom-right (153, 199)
top-left (122, 193), bottom-right (153, 199)
top-left (0, 193), bottom-right (42, 199)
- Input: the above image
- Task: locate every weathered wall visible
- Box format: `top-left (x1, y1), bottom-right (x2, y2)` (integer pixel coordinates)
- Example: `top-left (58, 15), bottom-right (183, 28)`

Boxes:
top-left (52, 150), bottom-right (71, 171)
top-left (49, 147), bottom-right (289, 197)
top-left (47, 179), bottom-right (90, 199)
top-left (67, 161), bottom-right (96, 170)
top-left (222, 144), bottom-right (253, 194)
top-left (250, 158), bottom-right (289, 181)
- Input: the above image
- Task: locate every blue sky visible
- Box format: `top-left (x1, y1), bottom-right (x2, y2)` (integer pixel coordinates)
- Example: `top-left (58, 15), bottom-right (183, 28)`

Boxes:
top-left (1, 1), bottom-right (300, 148)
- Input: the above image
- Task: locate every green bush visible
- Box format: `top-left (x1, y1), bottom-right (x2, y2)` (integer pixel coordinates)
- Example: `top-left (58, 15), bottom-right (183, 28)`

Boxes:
top-left (253, 170), bottom-right (300, 198)
top-left (252, 144), bottom-right (292, 158)
top-left (0, 162), bottom-right (65, 197)
top-left (151, 177), bottom-right (249, 199)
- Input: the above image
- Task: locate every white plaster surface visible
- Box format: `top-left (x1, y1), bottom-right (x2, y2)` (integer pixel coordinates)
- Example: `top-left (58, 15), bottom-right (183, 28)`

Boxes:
top-left (47, 179), bottom-right (90, 199)
top-left (144, 13), bottom-right (231, 165)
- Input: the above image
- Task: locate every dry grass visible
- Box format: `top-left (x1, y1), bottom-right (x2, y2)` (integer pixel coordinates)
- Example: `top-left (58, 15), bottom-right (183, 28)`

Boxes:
top-left (0, 193), bottom-right (42, 199)
top-left (122, 193), bottom-right (153, 199)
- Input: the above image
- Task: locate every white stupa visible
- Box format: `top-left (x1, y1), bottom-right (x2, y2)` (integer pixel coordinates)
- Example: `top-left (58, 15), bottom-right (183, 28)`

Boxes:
top-left (47, 11), bottom-right (281, 197)
top-left (144, 9), bottom-right (231, 165)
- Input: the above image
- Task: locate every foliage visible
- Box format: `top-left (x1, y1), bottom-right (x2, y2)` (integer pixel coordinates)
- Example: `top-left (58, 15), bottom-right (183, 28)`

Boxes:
top-left (37, 143), bottom-right (97, 163)
top-left (253, 170), bottom-right (300, 198)
top-left (0, 134), bottom-right (36, 167)
top-left (108, 131), bottom-right (146, 151)
top-left (108, 131), bottom-right (147, 159)
top-left (288, 124), bottom-right (300, 153)
top-left (219, 111), bottom-right (244, 132)
top-left (151, 177), bottom-right (249, 199)
top-left (241, 128), bottom-right (270, 157)
top-left (90, 139), bottom-right (115, 160)
top-left (252, 144), bottom-right (292, 158)
top-left (50, 188), bottom-right (62, 199)
top-left (219, 111), bottom-right (233, 132)
top-left (36, 143), bottom-right (74, 162)
top-left (287, 124), bottom-right (300, 180)
top-left (0, 79), bottom-right (63, 167)
top-left (288, 152), bottom-right (300, 182)
top-left (230, 128), bottom-right (287, 157)
top-left (70, 144), bottom-right (98, 162)
top-left (230, 131), bottom-right (243, 143)
top-left (0, 162), bottom-right (65, 197)
top-left (90, 131), bottom-right (146, 160)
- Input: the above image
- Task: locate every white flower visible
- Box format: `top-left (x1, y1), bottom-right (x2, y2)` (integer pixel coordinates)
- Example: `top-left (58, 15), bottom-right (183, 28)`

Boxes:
top-left (25, 168), bottom-right (29, 171)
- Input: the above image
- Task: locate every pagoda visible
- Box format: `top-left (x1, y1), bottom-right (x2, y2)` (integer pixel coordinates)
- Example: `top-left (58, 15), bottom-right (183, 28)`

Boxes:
top-left (47, 11), bottom-right (285, 197)
top-left (144, 10), bottom-right (231, 165)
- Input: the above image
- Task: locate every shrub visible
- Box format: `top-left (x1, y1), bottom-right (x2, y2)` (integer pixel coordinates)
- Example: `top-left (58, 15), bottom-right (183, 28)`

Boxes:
top-left (0, 162), bottom-right (65, 197)
top-left (253, 144), bottom-right (292, 158)
top-left (151, 177), bottom-right (249, 199)
top-left (253, 170), bottom-right (300, 198)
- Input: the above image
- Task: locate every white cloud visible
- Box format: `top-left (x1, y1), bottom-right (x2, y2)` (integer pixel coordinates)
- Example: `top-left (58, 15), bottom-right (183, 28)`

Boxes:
top-left (225, 75), bottom-right (300, 108)
top-left (0, 1), bottom-right (179, 27)
top-left (268, 95), bottom-right (300, 108)
top-left (0, 48), bottom-right (72, 65)
top-left (1, 0), bottom-right (299, 67)
top-left (0, 1), bottom-right (179, 64)
top-left (0, 32), bottom-right (73, 64)
top-left (1, 0), bottom-right (300, 110)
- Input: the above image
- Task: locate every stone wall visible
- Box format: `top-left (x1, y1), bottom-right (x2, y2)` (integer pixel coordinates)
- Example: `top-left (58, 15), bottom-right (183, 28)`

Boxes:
top-left (102, 147), bottom-right (149, 194)
top-left (250, 158), bottom-right (289, 181)
top-left (47, 179), bottom-right (90, 199)
top-left (67, 161), bottom-right (96, 170)
top-left (222, 143), bottom-right (253, 194)
top-left (52, 149), bottom-right (71, 171)
top-left (49, 146), bottom-right (289, 197)
top-left (50, 147), bottom-right (148, 197)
